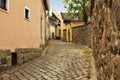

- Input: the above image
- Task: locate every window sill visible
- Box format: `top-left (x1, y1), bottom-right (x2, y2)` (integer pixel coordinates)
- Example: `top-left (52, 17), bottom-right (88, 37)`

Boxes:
top-left (0, 8), bottom-right (8, 14)
top-left (24, 18), bottom-right (30, 22)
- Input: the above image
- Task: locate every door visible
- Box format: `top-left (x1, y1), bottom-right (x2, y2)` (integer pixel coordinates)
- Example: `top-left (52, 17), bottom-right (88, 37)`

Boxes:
top-left (12, 52), bottom-right (17, 66)
top-left (63, 29), bottom-right (67, 41)
top-left (68, 29), bottom-right (70, 42)
top-left (52, 32), bottom-right (54, 39)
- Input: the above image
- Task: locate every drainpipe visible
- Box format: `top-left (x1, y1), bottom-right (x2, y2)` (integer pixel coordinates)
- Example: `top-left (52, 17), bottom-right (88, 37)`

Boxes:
top-left (70, 23), bottom-right (72, 42)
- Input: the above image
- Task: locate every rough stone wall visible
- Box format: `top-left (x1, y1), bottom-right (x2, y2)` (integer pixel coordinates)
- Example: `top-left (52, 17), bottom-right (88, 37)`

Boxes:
top-left (15, 48), bottom-right (42, 65)
top-left (92, 0), bottom-right (120, 80)
top-left (0, 50), bottom-right (11, 73)
top-left (72, 23), bottom-right (92, 48)
top-left (0, 44), bottom-right (47, 73)
top-left (0, 48), bottom-right (43, 73)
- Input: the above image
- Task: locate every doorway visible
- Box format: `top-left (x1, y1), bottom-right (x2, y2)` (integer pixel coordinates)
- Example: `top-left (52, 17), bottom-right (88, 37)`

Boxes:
top-left (52, 32), bottom-right (54, 39)
top-left (63, 29), bottom-right (67, 41)
top-left (68, 29), bottom-right (70, 42)
top-left (11, 52), bottom-right (17, 66)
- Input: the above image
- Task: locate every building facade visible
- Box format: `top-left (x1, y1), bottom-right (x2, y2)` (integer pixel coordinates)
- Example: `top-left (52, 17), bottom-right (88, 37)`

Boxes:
top-left (0, 0), bottom-right (49, 51)
top-left (49, 13), bottom-right (60, 39)
top-left (60, 13), bottom-right (85, 42)
top-left (0, 0), bottom-right (50, 71)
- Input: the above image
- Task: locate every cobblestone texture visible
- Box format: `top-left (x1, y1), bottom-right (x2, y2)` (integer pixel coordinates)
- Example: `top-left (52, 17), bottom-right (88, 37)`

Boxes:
top-left (0, 40), bottom-right (96, 80)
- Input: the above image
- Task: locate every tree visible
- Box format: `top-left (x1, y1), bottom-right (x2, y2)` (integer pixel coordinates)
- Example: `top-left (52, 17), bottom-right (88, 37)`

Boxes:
top-left (64, 0), bottom-right (91, 24)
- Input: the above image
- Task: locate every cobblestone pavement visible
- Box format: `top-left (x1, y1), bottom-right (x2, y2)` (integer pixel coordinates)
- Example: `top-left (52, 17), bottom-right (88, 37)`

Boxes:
top-left (0, 40), bottom-right (97, 80)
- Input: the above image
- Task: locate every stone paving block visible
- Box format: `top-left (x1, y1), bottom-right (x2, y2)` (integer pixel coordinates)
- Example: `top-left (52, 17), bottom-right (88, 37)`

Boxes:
top-left (26, 76), bottom-right (35, 80)
top-left (21, 78), bottom-right (29, 80)
top-left (4, 40), bottom-right (97, 80)
top-left (14, 72), bottom-right (25, 80)
top-left (10, 75), bottom-right (19, 80)
top-left (2, 77), bottom-right (10, 80)
top-left (19, 70), bottom-right (31, 78)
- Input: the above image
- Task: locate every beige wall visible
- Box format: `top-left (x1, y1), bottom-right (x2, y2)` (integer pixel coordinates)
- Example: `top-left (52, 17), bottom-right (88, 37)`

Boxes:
top-left (45, 11), bottom-right (50, 41)
top-left (55, 26), bottom-right (61, 38)
top-left (50, 24), bottom-right (55, 39)
top-left (0, 0), bottom-right (48, 51)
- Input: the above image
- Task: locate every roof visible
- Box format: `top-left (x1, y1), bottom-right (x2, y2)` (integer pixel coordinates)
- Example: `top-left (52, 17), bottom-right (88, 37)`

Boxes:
top-left (72, 22), bottom-right (91, 28)
top-left (61, 13), bottom-right (73, 20)
top-left (43, 0), bottom-right (50, 10)
top-left (49, 13), bottom-right (61, 26)
top-left (61, 12), bottom-right (83, 24)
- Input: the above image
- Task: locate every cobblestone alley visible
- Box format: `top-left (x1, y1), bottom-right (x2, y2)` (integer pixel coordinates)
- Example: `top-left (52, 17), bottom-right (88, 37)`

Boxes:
top-left (1, 40), bottom-right (96, 80)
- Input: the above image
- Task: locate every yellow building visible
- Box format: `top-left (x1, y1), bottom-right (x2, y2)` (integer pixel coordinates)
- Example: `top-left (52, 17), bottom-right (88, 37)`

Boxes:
top-left (0, 0), bottom-right (50, 51)
top-left (52, 13), bottom-right (85, 42)
top-left (60, 13), bottom-right (85, 42)
top-left (54, 13), bottom-right (67, 41)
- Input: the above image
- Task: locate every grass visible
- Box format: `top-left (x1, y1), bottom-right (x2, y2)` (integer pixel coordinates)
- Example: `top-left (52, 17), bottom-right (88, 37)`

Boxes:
top-left (81, 46), bottom-right (93, 55)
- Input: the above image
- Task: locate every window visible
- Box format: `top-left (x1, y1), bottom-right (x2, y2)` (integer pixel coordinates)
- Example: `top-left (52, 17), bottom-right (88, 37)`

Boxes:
top-left (24, 7), bottom-right (30, 19)
top-left (0, 0), bottom-right (7, 10)
top-left (25, 9), bottom-right (29, 19)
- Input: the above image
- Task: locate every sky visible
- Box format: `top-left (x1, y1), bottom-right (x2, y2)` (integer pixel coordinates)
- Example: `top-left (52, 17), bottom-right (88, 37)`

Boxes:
top-left (50, 0), bottom-right (67, 13)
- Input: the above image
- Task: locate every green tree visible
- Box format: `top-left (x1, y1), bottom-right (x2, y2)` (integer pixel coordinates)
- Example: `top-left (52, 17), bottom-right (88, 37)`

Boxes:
top-left (64, 0), bottom-right (91, 24)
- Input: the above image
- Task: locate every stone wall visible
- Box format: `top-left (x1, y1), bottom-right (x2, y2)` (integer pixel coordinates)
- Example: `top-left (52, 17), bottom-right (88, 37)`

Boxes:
top-left (91, 0), bottom-right (120, 80)
top-left (15, 48), bottom-right (42, 65)
top-left (72, 23), bottom-right (92, 48)
top-left (15, 44), bottom-right (48, 65)
top-left (0, 50), bottom-right (11, 73)
top-left (0, 44), bottom-right (48, 73)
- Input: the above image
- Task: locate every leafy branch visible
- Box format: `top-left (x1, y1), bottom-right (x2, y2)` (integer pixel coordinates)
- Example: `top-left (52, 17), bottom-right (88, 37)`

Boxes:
top-left (64, 0), bottom-right (91, 24)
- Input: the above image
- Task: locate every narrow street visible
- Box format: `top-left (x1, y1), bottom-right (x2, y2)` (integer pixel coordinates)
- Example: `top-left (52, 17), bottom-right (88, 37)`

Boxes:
top-left (1, 40), bottom-right (96, 80)
top-left (0, 0), bottom-right (119, 79)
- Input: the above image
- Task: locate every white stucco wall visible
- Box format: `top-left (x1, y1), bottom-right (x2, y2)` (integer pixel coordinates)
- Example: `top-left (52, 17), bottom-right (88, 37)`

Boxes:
top-left (50, 25), bottom-right (55, 39)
